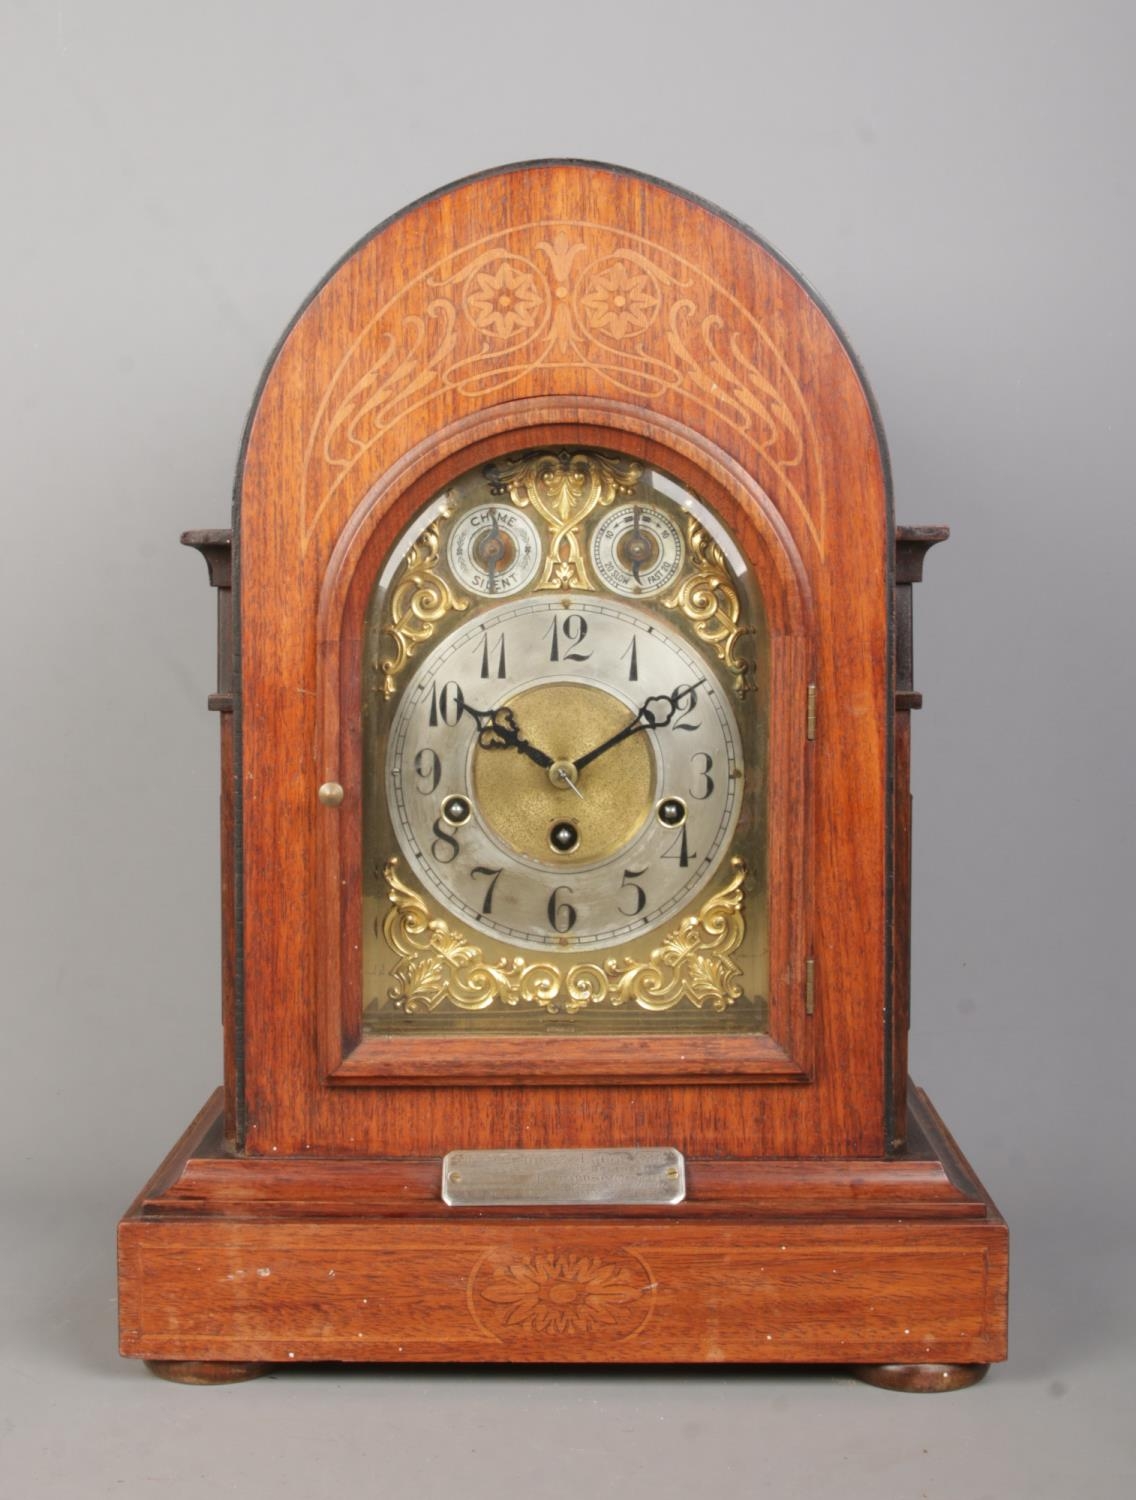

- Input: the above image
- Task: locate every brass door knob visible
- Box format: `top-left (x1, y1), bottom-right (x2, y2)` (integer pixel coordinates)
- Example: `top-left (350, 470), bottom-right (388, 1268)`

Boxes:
top-left (317, 782), bottom-right (344, 807)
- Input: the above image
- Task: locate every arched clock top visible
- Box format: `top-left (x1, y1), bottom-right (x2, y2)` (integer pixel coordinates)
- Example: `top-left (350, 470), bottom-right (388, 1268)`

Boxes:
top-left (236, 163), bottom-right (890, 1154)
top-left (238, 162), bottom-right (889, 573)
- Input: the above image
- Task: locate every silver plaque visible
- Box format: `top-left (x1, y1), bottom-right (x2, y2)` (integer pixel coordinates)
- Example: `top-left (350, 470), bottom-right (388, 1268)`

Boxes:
top-left (441, 1147), bottom-right (686, 1207)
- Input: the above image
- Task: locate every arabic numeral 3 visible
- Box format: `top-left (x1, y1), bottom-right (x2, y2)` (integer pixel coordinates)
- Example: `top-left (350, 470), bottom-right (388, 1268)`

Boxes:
top-left (689, 751), bottom-right (714, 800)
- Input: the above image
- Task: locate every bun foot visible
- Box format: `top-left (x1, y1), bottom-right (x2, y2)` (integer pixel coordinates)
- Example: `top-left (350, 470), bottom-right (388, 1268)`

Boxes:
top-left (144, 1359), bottom-right (271, 1385)
top-left (853, 1362), bottom-right (989, 1393)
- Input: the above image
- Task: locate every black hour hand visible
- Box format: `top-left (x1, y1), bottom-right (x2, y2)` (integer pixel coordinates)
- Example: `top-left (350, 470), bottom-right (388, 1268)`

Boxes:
top-left (460, 701), bottom-right (555, 769)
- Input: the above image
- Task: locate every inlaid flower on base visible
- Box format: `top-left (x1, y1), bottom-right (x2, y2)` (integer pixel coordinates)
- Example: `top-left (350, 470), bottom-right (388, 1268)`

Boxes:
top-left (470, 1250), bottom-right (656, 1341)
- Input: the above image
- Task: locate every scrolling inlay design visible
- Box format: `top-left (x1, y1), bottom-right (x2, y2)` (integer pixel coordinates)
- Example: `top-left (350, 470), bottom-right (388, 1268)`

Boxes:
top-left (381, 856), bottom-right (748, 1015)
top-left (303, 223), bottom-right (823, 552)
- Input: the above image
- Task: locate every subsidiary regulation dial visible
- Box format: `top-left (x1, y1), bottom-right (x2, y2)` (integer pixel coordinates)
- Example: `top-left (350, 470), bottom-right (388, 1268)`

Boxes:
top-left (446, 504), bottom-right (542, 597)
top-left (590, 503), bottom-right (684, 596)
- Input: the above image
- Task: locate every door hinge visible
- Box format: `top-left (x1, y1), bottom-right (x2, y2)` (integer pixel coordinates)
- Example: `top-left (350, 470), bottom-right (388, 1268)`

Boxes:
top-left (806, 683), bottom-right (817, 740)
top-left (805, 957), bottom-right (815, 1015)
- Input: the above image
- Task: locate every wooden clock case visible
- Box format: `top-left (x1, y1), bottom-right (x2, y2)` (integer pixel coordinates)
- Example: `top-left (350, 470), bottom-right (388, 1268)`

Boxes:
top-left (118, 162), bottom-right (1007, 1387)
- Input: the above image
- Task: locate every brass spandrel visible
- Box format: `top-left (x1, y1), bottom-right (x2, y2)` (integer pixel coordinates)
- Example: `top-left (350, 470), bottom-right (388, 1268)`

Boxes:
top-left (376, 520), bottom-right (470, 699)
top-left (379, 855), bottom-right (749, 1017)
top-left (662, 518), bottom-right (755, 697)
top-left (485, 449), bottom-right (642, 591)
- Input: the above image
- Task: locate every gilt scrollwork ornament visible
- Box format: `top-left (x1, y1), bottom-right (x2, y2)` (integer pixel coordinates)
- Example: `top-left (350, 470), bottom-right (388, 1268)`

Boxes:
top-left (376, 521), bottom-right (470, 698)
top-left (662, 519), bottom-right (755, 696)
top-left (382, 856), bottom-right (747, 1015)
top-left (601, 858), bottom-right (746, 1011)
top-left (484, 449), bottom-right (643, 591)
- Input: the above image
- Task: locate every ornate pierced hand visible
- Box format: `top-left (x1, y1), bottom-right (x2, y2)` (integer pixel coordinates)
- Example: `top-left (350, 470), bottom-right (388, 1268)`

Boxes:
top-left (573, 680), bottom-right (706, 773)
top-left (459, 700), bottom-right (555, 770)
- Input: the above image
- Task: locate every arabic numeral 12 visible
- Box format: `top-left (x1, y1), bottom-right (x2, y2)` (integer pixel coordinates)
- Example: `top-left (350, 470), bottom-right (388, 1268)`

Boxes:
top-left (546, 614), bottom-right (590, 663)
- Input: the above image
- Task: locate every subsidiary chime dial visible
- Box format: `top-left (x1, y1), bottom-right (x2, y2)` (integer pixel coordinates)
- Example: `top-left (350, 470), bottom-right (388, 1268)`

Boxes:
top-left (446, 503), bottom-right (542, 596)
top-left (386, 595), bottom-right (742, 950)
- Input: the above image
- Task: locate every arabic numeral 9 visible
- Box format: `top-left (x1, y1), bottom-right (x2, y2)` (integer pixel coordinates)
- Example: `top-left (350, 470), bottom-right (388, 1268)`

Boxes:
top-left (414, 748), bottom-right (441, 794)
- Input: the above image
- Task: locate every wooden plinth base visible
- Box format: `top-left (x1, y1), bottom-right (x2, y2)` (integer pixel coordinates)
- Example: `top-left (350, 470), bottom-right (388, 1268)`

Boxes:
top-left (119, 1085), bottom-right (1006, 1377)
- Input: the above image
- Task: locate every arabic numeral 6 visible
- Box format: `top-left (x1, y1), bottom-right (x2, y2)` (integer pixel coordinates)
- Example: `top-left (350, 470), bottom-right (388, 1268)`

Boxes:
top-left (547, 885), bottom-right (577, 933)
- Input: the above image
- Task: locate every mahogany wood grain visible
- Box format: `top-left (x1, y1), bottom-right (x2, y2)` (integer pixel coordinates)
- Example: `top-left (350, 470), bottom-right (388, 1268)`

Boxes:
top-left (119, 1086), bottom-right (1006, 1367)
top-left (236, 161), bottom-right (890, 1159)
top-left (145, 1090), bottom-right (987, 1222)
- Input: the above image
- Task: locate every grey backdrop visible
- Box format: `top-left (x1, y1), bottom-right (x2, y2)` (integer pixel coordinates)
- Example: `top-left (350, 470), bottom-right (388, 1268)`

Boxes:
top-left (2, 1), bottom-right (1132, 1495)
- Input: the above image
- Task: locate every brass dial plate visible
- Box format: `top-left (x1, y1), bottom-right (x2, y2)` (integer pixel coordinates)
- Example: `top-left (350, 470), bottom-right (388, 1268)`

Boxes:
top-left (362, 448), bottom-right (769, 1030)
top-left (471, 681), bottom-right (655, 866)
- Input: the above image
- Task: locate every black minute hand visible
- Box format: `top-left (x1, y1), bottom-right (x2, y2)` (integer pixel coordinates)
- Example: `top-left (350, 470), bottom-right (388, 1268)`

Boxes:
top-left (574, 680), bottom-right (705, 774)
top-left (459, 701), bottom-right (555, 769)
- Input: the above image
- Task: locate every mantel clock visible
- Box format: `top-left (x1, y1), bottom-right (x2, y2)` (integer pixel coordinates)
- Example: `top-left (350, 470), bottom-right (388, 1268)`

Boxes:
top-left (118, 163), bottom-right (1007, 1388)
